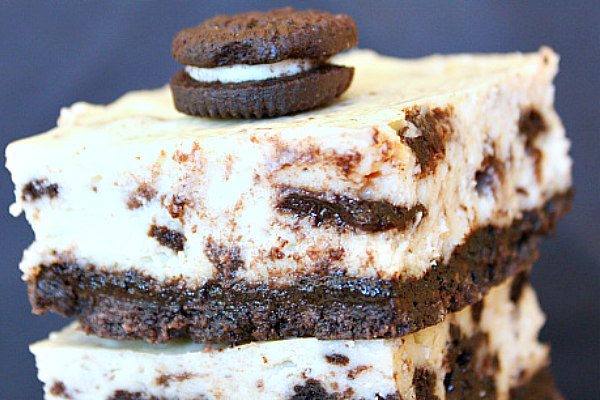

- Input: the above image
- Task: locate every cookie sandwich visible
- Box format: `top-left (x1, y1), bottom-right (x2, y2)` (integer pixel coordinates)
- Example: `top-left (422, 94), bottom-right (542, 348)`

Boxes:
top-left (170, 8), bottom-right (357, 118)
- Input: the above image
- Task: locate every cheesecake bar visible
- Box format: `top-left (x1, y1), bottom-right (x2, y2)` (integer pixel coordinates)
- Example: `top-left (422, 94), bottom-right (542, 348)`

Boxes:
top-left (31, 276), bottom-right (562, 400)
top-left (7, 48), bottom-right (572, 344)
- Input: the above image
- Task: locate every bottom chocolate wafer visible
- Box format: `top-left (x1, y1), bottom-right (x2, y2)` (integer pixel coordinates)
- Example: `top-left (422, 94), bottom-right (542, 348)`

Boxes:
top-left (31, 275), bottom-right (560, 399)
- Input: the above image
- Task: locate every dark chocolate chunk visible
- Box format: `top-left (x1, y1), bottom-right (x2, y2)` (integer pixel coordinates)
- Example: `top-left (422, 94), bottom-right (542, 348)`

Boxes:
top-left (277, 188), bottom-right (427, 233)
top-left (325, 353), bottom-right (350, 366)
top-left (413, 368), bottom-right (440, 400)
top-left (170, 65), bottom-right (353, 119)
top-left (148, 225), bottom-right (186, 252)
top-left (172, 8), bottom-right (357, 68)
top-left (27, 192), bottom-right (571, 345)
top-left (397, 107), bottom-right (453, 177)
top-left (22, 179), bottom-right (59, 201)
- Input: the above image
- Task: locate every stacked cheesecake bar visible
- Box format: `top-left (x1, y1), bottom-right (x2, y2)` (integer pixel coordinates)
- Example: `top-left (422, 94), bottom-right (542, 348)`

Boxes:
top-left (7, 48), bottom-right (571, 399)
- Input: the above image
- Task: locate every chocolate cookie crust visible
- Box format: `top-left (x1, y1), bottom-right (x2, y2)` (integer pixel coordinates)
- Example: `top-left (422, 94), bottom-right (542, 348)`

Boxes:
top-left (170, 65), bottom-right (353, 118)
top-left (27, 192), bottom-right (571, 345)
top-left (172, 8), bottom-right (358, 67)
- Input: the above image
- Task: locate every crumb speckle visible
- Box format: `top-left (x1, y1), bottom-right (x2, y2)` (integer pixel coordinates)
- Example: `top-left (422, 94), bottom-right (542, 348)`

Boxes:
top-left (347, 365), bottom-right (371, 379)
top-left (156, 372), bottom-right (193, 387)
top-left (127, 183), bottom-right (157, 209)
top-left (168, 195), bottom-right (188, 221)
top-left (49, 381), bottom-right (70, 398)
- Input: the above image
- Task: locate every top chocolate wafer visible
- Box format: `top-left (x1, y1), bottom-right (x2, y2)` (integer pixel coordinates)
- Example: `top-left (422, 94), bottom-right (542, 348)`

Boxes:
top-left (172, 7), bottom-right (358, 67)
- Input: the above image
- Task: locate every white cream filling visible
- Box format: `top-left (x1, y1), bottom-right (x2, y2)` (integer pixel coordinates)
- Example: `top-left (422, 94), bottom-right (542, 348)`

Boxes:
top-left (185, 59), bottom-right (315, 83)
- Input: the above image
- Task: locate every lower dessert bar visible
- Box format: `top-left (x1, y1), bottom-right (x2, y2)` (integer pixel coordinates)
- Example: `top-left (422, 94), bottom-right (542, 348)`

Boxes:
top-left (31, 275), bottom-right (562, 400)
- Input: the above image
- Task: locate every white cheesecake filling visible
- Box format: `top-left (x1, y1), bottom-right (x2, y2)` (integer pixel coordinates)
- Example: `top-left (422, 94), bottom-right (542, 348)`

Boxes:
top-left (185, 59), bottom-right (315, 83)
top-left (7, 48), bottom-right (571, 284)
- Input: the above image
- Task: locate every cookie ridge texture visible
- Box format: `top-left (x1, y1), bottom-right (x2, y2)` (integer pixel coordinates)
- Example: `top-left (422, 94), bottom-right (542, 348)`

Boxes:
top-left (172, 7), bottom-right (358, 67)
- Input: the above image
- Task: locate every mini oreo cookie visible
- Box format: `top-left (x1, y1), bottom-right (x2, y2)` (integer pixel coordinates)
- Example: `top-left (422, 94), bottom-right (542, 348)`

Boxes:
top-left (169, 8), bottom-right (357, 119)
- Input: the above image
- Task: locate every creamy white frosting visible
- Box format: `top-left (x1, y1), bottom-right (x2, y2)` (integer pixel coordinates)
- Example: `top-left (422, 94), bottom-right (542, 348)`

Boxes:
top-left (185, 59), bottom-right (315, 83)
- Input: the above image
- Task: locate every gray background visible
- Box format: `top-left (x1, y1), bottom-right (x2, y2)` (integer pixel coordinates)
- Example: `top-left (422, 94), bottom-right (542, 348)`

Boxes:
top-left (0, 1), bottom-right (598, 399)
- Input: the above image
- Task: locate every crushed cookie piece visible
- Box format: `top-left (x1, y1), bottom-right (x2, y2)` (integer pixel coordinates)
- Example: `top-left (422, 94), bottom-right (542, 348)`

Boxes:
top-left (277, 188), bottom-right (426, 233)
top-left (325, 353), bottom-right (350, 366)
top-left (290, 379), bottom-right (337, 400)
top-left (148, 225), bottom-right (185, 252)
top-left (443, 325), bottom-right (497, 399)
top-left (519, 108), bottom-right (547, 145)
top-left (397, 106), bottom-right (453, 177)
top-left (22, 179), bottom-right (59, 201)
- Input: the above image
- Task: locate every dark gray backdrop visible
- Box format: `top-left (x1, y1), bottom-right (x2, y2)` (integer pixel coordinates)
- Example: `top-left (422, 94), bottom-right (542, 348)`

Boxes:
top-left (1, 1), bottom-right (598, 399)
